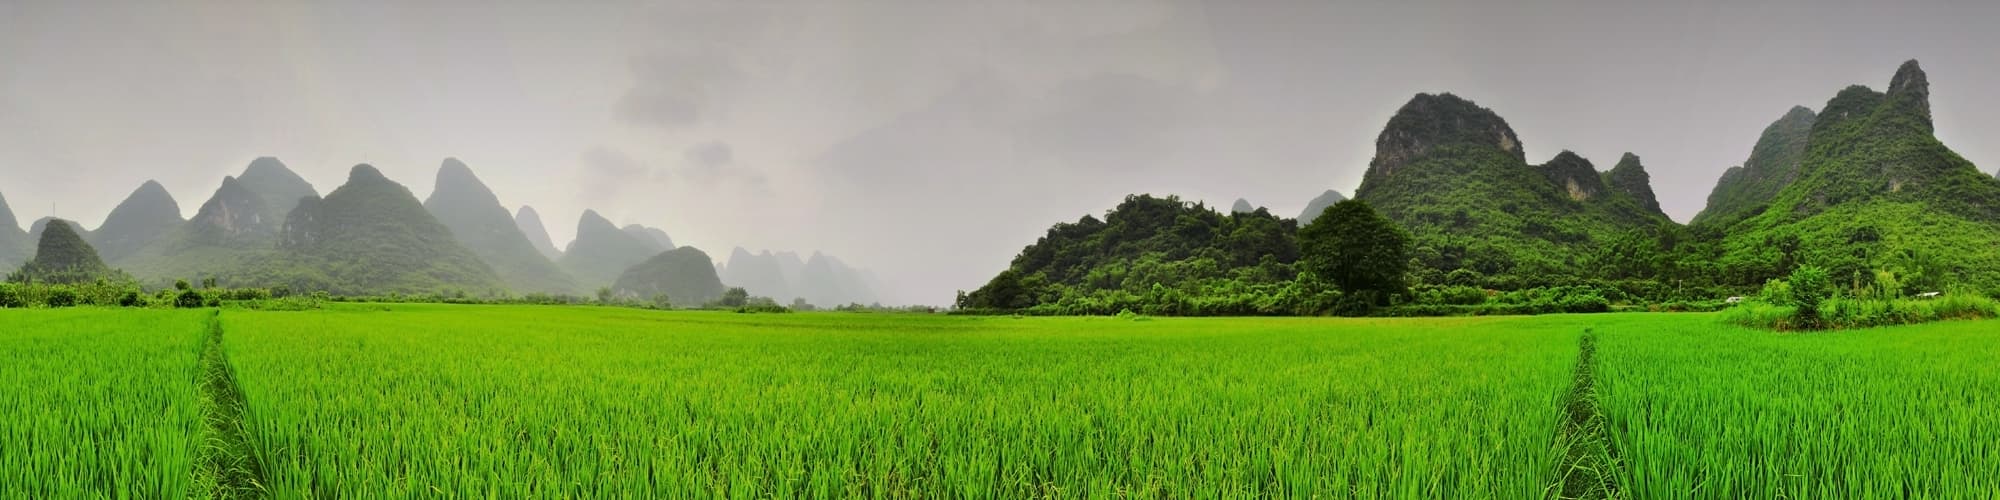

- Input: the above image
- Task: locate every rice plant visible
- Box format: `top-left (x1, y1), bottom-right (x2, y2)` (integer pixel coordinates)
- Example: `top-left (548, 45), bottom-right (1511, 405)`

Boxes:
top-left (0, 308), bottom-right (208, 498)
top-left (221, 304), bottom-right (1580, 497)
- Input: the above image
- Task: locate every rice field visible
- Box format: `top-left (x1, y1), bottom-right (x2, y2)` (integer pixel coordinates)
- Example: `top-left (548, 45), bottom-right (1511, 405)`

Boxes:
top-left (0, 308), bottom-right (209, 498)
top-left (2, 305), bottom-right (1996, 498)
top-left (219, 305), bottom-right (1579, 497)
top-left (1594, 315), bottom-right (2000, 498)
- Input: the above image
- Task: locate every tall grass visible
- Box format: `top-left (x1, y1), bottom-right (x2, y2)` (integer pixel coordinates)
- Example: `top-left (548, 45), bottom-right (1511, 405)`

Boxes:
top-left (221, 304), bottom-right (1580, 497)
top-left (1594, 314), bottom-right (2000, 497)
top-left (0, 308), bottom-right (208, 497)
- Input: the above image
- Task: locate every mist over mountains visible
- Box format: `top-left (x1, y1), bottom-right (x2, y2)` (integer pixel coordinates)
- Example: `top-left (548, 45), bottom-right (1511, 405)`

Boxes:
top-left (0, 158), bottom-right (886, 306)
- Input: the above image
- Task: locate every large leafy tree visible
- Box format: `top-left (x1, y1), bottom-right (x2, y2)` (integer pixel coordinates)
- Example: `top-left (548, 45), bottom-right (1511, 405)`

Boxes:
top-left (1299, 200), bottom-right (1410, 304)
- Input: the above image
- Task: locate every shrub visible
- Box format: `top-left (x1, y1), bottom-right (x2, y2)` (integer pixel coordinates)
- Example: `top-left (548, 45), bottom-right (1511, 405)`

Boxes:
top-left (117, 290), bottom-right (144, 308)
top-left (45, 288), bottom-right (78, 308)
top-left (1557, 292), bottom-right (1610, 313)
top-left (1788, 265), bottom-right (1834, 321)
top-left (174, 290), bottom-right (205, 309)
top-left (0, 284), bottom-right (22, 308)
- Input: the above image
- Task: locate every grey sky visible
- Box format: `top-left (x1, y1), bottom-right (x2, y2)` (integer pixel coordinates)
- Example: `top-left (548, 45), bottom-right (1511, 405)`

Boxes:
top-left (4, 0), bottom-right (1997, 305)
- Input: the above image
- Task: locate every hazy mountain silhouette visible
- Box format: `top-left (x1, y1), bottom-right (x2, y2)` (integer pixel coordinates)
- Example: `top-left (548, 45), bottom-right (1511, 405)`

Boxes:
top-left (559, 210), bottom-right (661, 288)
top-left (424, 158), bottom-right (578, 294)
top-left (514, 205), bottom-right (562, 260)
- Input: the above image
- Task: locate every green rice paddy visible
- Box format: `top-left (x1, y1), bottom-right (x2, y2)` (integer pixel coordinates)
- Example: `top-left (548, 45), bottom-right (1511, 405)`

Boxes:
top-left (1, 304), bottom-right (1994, 498)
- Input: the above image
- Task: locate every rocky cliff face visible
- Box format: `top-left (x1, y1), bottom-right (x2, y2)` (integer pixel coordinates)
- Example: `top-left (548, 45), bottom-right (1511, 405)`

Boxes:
top-left (1539, 151), bottom-right (1606, 202)
top-left (1364, 93), bottom-right (1523, 181)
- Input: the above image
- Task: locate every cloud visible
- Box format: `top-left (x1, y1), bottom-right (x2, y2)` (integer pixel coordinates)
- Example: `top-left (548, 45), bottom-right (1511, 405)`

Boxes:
top-left (615, 50), bottom-right (740, 128)
top-left (612, 1), bottom-right (778, 130)
top-left (685, 140), bottom-right (734, 168)
top-left (578, 146), bottom-right (658, 200)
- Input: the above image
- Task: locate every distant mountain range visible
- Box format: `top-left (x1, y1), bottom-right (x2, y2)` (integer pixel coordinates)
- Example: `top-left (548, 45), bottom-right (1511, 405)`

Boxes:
top-left (1, 158), bottom-right (878, 305)
top-left (717, 247), bottom-right (881, 306)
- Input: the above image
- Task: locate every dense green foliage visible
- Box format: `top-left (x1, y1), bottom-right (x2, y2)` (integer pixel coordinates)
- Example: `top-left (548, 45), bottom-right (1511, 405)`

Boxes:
top-left (1721, 264), bottom-right (1998, 330)
top-left (423, 159), bottom-right (579, 294)
top-left (1299, 199), bottom-right (1409, 308)
top-left (958, 194), bottom-right (1314, 314)
top-left (0, 309), bottom-right (208, 497)
top-left (220, 306), bottom-right (1574, 496)
top-left (610, 246), bottom-right (727, 305)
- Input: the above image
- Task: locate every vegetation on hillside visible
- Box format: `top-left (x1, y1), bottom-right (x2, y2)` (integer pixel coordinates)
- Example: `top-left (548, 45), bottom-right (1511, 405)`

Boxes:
top-left (272, 165), bottom-right (504, 296)
top-left (611, 246), bottom-right (727, 306)
top-left (957, 194), bottom-right (1324, 315)
top-left (1705, 61), bottom-right (2000, 293)
top-left (8, 220), bottom-right (130, 284)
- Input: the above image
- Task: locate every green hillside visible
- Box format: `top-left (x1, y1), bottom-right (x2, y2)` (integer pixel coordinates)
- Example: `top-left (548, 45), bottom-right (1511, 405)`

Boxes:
top-left (9, 219), bottom-right (124, 284)
top-left (424, 158), bottom-right (578, 294)
top-left (1691, 107), bottom-right (1818, 228)
top-left (274, 164), bottom-right (503, 295)
top-left (1707, 60), bottom-right (2000, 289)
top-left (611, 246), bottom-right (726, 305)
top-left (1352, 93), bottom-right (1670, 287)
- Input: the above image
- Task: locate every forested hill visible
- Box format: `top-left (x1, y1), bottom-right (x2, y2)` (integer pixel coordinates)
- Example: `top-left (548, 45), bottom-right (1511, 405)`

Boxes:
top-left (1692, 106), bottom-right (1817, 228)
top-left (1705, 60), bottom-right (2000, 290)
top-left (1352, 92), bottom-right (1670, 287)
top-left (963, 59), bottom-right (2000, 314)
top-left (958, 194), bottom-right (1303, 314)
top-left (275, 164), bottom-right (504, 295)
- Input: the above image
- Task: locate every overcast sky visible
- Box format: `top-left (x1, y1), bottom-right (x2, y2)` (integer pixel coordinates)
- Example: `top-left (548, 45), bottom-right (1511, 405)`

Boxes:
top-left (4, 0), bottom-right (1998, 305)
